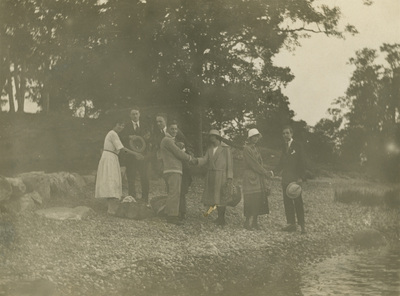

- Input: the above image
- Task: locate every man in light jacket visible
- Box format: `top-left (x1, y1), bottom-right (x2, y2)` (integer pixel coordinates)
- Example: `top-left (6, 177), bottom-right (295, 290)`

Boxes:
top-left (160, 121), bottom-right (195, 225)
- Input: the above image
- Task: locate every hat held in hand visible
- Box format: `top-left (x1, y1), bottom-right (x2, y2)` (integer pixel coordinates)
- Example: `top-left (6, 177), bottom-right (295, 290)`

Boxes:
top-left (286, 182), bottom-right (302, 199)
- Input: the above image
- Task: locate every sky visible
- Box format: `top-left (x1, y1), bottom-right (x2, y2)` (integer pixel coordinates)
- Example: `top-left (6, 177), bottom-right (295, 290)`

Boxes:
top-left (274, 0), bottom-right (400, 126)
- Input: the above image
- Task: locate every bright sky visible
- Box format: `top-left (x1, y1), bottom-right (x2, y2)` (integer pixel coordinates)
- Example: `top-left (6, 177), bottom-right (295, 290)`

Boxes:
top-left (274, 0), bottom-right (400, 126)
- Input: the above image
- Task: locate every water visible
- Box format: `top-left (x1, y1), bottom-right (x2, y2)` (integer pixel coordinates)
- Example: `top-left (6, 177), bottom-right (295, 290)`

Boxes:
top-left (300, 247), bottom-right (400, 296)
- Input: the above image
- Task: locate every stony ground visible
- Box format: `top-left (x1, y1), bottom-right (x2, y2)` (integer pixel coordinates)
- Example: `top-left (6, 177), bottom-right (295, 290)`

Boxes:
top-left (0, 176), bottom-right (398, 296)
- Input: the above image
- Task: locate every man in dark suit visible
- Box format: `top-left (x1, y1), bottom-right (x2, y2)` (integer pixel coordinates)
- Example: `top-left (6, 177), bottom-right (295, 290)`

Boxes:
top-left (272, 126), bottom-right (307, 234)
top-left (151, 113), bottom-right (168, 177)
top-left (120, 106), bottom-right (150, 203)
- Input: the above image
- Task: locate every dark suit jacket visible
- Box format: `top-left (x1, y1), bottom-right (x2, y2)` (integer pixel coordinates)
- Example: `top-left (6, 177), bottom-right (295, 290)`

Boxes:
top-left (119, 121), bottom-right (151, 164)
top-left (273, 139), bottom-right (306, 184)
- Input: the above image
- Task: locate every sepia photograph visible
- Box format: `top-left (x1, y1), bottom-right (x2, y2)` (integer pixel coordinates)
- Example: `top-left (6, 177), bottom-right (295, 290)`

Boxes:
top-left (0, 0), bottom-right (399, 295)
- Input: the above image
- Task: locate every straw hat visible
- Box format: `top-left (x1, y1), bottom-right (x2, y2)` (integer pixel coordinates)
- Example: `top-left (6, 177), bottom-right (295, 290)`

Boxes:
top-left (209, 129), bottom-right (221, 137)
top-left (247, 128), bottom-right (261, 139)
top-left (286, 182), bottom-right (302, 199)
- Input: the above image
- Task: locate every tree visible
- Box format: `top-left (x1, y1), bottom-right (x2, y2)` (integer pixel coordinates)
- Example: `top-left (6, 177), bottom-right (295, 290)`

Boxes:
top-left (1, 0), bottom-right (354, 155)
top-left (0, 0), bottom-right (103, 114)
top-left (103, 0), bottom-right (353, 154)
top-left (323, 43), bottom-right (400, 178)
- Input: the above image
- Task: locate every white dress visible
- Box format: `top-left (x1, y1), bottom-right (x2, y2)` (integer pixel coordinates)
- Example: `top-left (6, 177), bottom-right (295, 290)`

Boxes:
top-left (95, 130), bottom-right (124, 199)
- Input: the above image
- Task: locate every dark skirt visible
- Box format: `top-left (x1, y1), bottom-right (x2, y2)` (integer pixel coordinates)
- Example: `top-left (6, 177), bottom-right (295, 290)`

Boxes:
top-left (244, 192), bottom-right (269, 217)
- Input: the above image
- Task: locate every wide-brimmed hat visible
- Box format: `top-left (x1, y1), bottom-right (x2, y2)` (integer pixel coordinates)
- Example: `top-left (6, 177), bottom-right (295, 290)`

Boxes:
top-left (247, 128), bottom-right (261, 139)
top-left (209, 129), bottom-right (221, 137)
top-left (286, 182), bottom-right (302, 199)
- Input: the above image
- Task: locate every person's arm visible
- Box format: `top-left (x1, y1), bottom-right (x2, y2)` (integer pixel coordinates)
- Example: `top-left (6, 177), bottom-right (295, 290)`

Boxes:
top-left (243, 146), bottom-right (269, 176)
top-left (226, 148), bottom-right (233, 179)
top-left (296, 141), bottom-right (306, 182)
top-left (272, 147), bottom-right (284, 177)
top-left (197, 149), bottom-right (210, 167)
top-left (165, 139), bottom-right (191, 162)
top-left (120, 147), bottom-right (144, 160)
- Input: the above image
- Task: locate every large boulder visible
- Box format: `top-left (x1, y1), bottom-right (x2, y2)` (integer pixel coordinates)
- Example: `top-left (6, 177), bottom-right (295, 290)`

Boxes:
top-left (35, 206), bottom-right (94, 220)
top-left (0, 175), bottom-right (12, 202)
top-left (353, 229), bottom-right (387, 248)
top-left (18, 172), bottom-right (87, 201)
top-left (18, 172), bottom-right (51, 200)
top-left (6, 177), bottom-right (26, 198)
top-left (3, 191), bottom-right (39, 213)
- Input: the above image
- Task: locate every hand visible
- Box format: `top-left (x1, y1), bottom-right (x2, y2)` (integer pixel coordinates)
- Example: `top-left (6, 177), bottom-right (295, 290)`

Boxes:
top-left (189, 157), bottom-right (198, 165)
top-left (227, 178), bottom-right (233, 184)
top-left (135, 154), bottom-right (144, 161)
top-left (296, 178), bottom-right (303, 185)
top-left (264, 171), bottom-right (273, 178)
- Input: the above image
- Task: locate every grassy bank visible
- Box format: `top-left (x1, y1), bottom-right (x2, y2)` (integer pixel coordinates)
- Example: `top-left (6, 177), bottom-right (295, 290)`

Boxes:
top-left (0, 175), bottom-right (398, 296)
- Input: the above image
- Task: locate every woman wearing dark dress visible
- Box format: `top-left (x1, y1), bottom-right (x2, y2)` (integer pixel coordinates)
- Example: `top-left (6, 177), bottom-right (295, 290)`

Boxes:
top-left (242, 128), bottom-right (271, 230)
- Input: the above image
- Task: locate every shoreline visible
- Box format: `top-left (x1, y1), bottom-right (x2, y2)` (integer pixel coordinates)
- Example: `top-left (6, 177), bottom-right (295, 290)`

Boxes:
top-left (0, 176), bottom-right (398, 295)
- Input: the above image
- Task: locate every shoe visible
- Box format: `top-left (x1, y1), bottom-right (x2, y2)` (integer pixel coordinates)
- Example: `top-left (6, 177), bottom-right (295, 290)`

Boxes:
top-left (300, 225), bottom-right (306, 234)
top-left (179, 213), bottom-right (186, 221)
top-left (281, 224), bottom-right (297, 232)
top-left (244, 219), bottom-right (251, 230)
top-left (252, 217), bottom-right (260, 230)
top-left (214, 218), bottom-right (226, 226)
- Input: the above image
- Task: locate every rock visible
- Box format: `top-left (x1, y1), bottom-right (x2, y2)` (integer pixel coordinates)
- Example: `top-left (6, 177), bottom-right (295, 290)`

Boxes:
top-left (353, 229), bottom-right (387, 248)
top-left (18, 172), bottom-right (51, 200)
top-left (48, 172), bottom-right (75, 197)
top-left (35, 206), bottom-right (94, 220)
top-left (115, 202), bottom-right (154, 220)
top-left (0, 175), bottom-right (12, 202)
top-left (19, 193), bottom-right (37, 211)
top-left (70, 173), bottom-right (86, 189)
top-left (82, 175), bottom-right (96, 185)
top-left (204, 243), bottom-right (220, 256)
top-left (30, 191), bottom-right (43, 205)
top-left (2, 192), bottom-right (38, 213)
top-left (5, 177), bottom-right (26, 198)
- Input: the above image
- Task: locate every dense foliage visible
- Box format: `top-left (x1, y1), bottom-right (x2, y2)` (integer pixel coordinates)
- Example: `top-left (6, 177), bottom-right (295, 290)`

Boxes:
top-left (1, 0), bottom-right (355, 153)
top-left (316, 44), bottom-right (400, 181)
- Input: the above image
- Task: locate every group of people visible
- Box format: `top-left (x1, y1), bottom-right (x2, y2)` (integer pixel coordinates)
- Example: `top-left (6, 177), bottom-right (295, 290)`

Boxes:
top-left (95, 106), bottom-right (307, 233)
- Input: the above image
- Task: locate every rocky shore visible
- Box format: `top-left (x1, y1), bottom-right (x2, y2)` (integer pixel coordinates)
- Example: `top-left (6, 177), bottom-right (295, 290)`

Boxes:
top-left (0, 172), bottom-right (398, 296)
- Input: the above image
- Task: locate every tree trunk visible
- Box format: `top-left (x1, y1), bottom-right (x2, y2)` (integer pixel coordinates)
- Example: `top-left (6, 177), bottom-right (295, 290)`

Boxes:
top-left (14, 71), bottom-right (21, 112)
top-left (42, 91), bottom-right (50, 113)
top-left (196, 107), bottom-right (203, 156)
top-left (16, 63), bottom-right (26, 113)
top-left (6, 76), bottom-right (15, 113)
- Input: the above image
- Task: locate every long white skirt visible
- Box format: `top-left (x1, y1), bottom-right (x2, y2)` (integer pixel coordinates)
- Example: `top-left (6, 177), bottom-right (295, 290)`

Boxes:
top-left (95, 151), bottom-right (122, 199)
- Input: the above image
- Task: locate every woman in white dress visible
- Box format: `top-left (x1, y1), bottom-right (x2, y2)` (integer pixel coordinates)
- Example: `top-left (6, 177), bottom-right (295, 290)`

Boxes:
top-left (95, 120), bottom-right (143, 213)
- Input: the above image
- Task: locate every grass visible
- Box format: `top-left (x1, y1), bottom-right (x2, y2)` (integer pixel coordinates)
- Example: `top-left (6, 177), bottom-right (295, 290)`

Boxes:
top-left (334, 186), bottom-right (400, 208)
